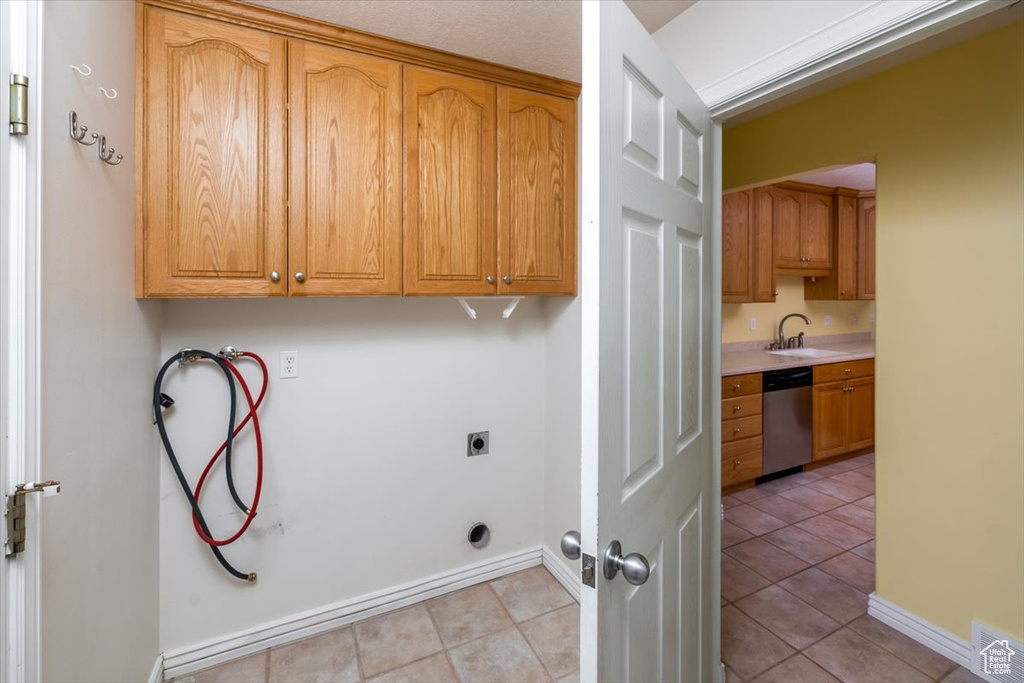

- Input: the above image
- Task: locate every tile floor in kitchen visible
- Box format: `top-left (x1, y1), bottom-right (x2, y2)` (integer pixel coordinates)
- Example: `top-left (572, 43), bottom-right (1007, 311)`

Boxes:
top-left (722, 452), bottom-right (982, 683)
top-left (169, 565), bottom-right (579, 683)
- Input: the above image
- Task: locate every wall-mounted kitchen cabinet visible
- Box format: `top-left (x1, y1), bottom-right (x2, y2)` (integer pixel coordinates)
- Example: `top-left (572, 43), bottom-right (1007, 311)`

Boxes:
top-left (136, 1), bottom-right (579, 298)
top-left (722, 189), bottom-right (775, 303)
top-left (804, 189), bottom-right (876, 301)
top-left (773, 183), bottom-right (833, 276)
top-left (858, 195), bottom-right (876, 300)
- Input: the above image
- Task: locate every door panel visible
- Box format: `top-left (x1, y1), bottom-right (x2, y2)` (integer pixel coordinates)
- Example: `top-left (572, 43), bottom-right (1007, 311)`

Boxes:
top-left (813, 381), bottom-right (847, 460)
top-left (802, 192), bottom-right (833, 268)
top-left (288, 41), bottom-right (402, 295)
top-left (770, 186), bottom-right (802, 268)
top-left (142, 8), bottom-right (287, 296)
top-left (404, 67), bottom-right (496, 295)
top-left (580, 2), bottom-right (714, 680)
top-left (498, 87), bottom-right (577, 295)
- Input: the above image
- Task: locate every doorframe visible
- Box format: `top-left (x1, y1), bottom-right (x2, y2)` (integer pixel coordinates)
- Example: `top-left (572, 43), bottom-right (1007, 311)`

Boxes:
top-left (1, 1), bottom-right (43, 681)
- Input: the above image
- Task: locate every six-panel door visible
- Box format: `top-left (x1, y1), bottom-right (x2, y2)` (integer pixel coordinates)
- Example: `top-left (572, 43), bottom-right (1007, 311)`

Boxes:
top-left (288, 41), bottom-right (402, 296)
top-left (404, 66), bottom-right (497, 296)
top-left (140, 8), bottom-right (288, 297)
top-left (497, 87), bottom-right (577, 295)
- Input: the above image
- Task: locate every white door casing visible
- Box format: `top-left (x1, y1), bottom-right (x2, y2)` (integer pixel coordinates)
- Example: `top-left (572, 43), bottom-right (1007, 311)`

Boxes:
top-left (580, 1), bottom-right (718, 681)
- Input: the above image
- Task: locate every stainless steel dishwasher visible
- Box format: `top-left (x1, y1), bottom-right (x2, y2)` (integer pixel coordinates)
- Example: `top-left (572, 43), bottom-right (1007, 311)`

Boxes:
top-left (762, 366), bottom-right (813, 476)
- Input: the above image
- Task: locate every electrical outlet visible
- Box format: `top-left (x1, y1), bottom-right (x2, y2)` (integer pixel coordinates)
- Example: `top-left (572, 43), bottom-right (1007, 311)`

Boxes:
top-left (749, 317), bottom-right (757, 331)
top-left (850, 314), bottom-right (859, 325)
top-left (824, 314), bottom-right (833, 327)
top-left (467, 431), bottom-right (489, 456)
top-left (280, 350), bottom-right (298, 379)
top-left (869, 312), bottom-right (875, 324)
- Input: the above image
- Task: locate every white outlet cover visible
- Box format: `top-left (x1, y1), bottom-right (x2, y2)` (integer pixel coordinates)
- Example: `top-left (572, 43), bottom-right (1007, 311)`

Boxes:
top-left (280, 350), bottom-right (299, 379)
top-left (824, 314), bottom-right (833, 327)
top-left (850, 314), bottom-right (859, 325)
top-left (869, 312), bottom-right (876, 323)
top-left (749, 317), bottom-right (757, 331)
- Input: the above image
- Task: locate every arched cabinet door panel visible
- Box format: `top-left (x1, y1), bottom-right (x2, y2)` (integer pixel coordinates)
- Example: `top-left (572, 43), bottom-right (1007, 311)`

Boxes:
top-left (140, 7), bottom-right (287, 297)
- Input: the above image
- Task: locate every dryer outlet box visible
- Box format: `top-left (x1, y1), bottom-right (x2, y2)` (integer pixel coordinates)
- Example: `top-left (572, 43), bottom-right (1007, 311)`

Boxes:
top-left (467, 431), bottom-right (489, 456)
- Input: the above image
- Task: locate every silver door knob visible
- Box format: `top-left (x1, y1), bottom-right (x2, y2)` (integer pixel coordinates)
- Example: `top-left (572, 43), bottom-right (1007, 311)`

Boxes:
top-left (487, 276), bottom-right (496, 284)
top-left (560, 530), bottom-right (581, 560)
top-left (294, 272), bottom-right (306, 283)
top-left (503, 275), bottom-right (513, 284)
top-left (603, 540), bottom-right (650, 586)
top-left (269, 271), bottom-right (281, 282)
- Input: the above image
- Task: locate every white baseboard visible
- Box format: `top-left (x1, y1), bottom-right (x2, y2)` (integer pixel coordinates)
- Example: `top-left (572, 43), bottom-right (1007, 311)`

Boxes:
top-left (541, 545), bottom-right (581, 602)
top-left (163, 546), bottom-right (543, 679)
top-left (868, 593), bottom-right (971, 668)
top-left (147, 654), bottom-right (164, 683)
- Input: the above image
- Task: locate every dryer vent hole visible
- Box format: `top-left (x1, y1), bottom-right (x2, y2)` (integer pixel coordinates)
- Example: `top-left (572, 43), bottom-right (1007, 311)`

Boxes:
top-left (468, 523), bottom-right (490, 549)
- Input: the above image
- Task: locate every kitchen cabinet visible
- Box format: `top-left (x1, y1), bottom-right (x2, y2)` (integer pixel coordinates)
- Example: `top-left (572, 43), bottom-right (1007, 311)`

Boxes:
top-left (812, 359), bottom-right (874, 460)
top-left (721, 373), bottom-right (763, 487)
top-left (858, 195), bottom-right (876, 300)
top-left (289, 41), bottom-right (403, 296)
top-left (136, 1), bottom-right (580, 299)
top-left (770, 183), bottom-right (833, 276)
top-left (723, 188), bottom-right (774, 303)
top-left (138, 9), bottom-right (288, 297)
top-left (404, 67), bottom-right (497, 296)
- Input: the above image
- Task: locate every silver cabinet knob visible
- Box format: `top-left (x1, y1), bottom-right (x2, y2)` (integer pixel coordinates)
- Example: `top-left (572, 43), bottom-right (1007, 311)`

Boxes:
top-left (269, 271), bottom-right (281, 282)
top-left (294, 272), bottom-right (306, 283)
top-left (560, 530), bottom-right (581, 561)
top-left (503, 275), bottom-right (513, 285)
top-left (603, 540), bottom-right (650, 586)
top-left (486, 276), bottom-right (496, 284)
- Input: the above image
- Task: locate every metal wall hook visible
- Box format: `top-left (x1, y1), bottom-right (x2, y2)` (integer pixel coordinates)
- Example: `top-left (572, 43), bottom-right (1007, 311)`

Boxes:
top-left (99, 87), bottom-right (117, 100)
top-left (70, 63), bottom-right (92, 76)
top-left (96, 135), bottom-right (123, 166)
top-left (68, 110), bottom-right (98, 146)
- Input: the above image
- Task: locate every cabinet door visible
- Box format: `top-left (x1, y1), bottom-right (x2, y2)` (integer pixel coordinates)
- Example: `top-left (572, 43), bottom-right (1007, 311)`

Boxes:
top-left (769, 186), bottom-right (802, 268)
top-left (858, 197), bottom-right (876, 300)
top-left (813, 381), bottom-right (847, 460)
top-left (288, 41), bottom-right (402, 295)
top-left (404, 67), bottom-right (496, 295)
top-left (751, 187), bottom-right (777, 301)
top-left (802, 191), bottom-right (833, 269)
top-left (140, 8), bottom-right (287, 297)
top-left (722, 190), bottom-right (753, 303)
top-left (835, 193), bottom-right (858, 299)
top-left (846, 376), bottom-right (875, 452)
top-left (497, 87), bottom-right (577, 295)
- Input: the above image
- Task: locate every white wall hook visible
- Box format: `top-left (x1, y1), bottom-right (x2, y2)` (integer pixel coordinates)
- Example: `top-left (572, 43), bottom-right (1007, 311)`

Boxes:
top-left (453, 297), bottom-right (524, 320)
top-left (455, 298), bottom-right (478, 320)
top-left (501, 298), bottom-right (523, 319)
top-left (99, 86), bottom-right (117, 99)
top-left (70, 63), bottom-right (92, 76)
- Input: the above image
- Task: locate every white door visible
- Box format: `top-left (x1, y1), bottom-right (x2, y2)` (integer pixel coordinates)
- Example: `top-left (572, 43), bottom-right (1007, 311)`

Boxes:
top-left (579, 2), bottom-right (718, 681)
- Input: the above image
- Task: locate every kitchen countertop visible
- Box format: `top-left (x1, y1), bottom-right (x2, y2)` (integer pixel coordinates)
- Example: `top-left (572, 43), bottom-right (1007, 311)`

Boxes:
top-left (722, 333), bottom-right (875, 377)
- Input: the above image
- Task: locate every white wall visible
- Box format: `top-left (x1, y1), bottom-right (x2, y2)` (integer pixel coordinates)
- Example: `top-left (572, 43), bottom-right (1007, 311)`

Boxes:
top-left (653, 0), bottom-right (873, 91)
top-left (158, 298), bottom-right (548, 650)
top-left (40, 2), bottom-right (162, 680)
top-left (542, 298), bottom-right (582, 577)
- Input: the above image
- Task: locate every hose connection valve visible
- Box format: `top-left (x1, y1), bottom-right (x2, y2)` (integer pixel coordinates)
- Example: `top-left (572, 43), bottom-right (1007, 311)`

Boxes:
top-left (218, 346), bottom-right (243, 361)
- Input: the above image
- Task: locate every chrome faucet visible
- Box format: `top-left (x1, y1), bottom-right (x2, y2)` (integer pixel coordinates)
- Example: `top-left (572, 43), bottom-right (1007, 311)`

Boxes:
top-left (776, 313), bottom-right (811, 349)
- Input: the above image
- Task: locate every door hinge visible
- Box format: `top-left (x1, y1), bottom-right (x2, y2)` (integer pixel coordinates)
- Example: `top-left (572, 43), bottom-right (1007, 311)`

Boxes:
top-left (9, 73), bottom-right (29, 136)
top-left (582, 552), bottom-right (596, 588)
top-left (5, 480), bottom-right (60, 557)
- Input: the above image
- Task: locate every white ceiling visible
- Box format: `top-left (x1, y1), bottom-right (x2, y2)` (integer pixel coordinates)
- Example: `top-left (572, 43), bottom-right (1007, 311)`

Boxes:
top-left (245, 0), bottom-right (582, 81)
top-left (624, 0), bottom-right (696, 33)
top-left (790, 163), bottom-right (876, 191)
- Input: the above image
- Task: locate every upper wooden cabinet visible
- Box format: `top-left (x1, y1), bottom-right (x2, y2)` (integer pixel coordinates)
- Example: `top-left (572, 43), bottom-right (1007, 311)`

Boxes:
top-left (858, 195), bottom-right (876, 300)
top-left (773, 184), bottom-right (832, 275)
top-left (288, 41), bottom-right (402, 296)
top-left (767, 186), bottom-right (803, 269)
top-left (804, 189), bottom-right (875, 301)
top-left (403, 67), bottom-right (497, 296)
top-left (138, 9), bottom-right (288, 297)
top-left (498, 87), bottom-right (577, 296)
top-left (136, 1), bottom-right (579, 299)
top-left (723, 188), bottom-right (774, 304)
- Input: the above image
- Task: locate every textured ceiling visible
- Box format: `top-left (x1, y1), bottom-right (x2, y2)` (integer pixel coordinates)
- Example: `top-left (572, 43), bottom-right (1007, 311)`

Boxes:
top-left (245, 0), bottom-right (582, 81)
top-left (791, 163), bottom-right (876, 191)
top-left (624, 0), bottom-right (696, 33)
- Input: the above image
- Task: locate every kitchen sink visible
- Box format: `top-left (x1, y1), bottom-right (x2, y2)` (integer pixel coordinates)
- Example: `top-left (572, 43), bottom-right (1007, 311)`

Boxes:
top-left (767, 348), bottom-right (851, 358)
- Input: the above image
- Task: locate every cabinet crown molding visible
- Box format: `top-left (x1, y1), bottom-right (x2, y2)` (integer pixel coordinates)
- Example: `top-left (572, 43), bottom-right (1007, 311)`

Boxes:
top-left (138, 0), bottom-right (581, 100)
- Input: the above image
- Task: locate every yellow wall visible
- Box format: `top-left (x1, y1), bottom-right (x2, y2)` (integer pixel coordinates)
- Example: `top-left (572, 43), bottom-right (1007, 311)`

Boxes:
top-left (725, 21), bottom-right (1024, 642)
top-left (723, 276), bottom-right (875, 344)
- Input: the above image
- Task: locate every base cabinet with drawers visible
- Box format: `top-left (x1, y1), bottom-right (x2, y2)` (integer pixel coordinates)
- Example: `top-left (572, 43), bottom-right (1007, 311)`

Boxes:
top-left (812, 359), bottom-right (875, 460)
top-left (722, 373), bottom-right (763, 487)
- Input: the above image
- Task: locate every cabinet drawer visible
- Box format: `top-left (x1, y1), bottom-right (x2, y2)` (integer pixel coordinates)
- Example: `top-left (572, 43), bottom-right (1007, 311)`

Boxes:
top-left (814, 358), bottom-right (874, 383)
top-left (722, 437), bottom-right (762, 487)
top-left (722, 414), bottom-right (763, 443)
top-left (722, 373), bottom-right (761, 398)
top-left (722, 393), bottom-right (762, 420)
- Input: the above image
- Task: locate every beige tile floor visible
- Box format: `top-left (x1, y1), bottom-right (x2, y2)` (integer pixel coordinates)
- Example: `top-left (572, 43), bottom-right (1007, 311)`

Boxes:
top-left (722, 452), bottom-right (984, 683)
top-left (170, 566), bottom-right (579, 683)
